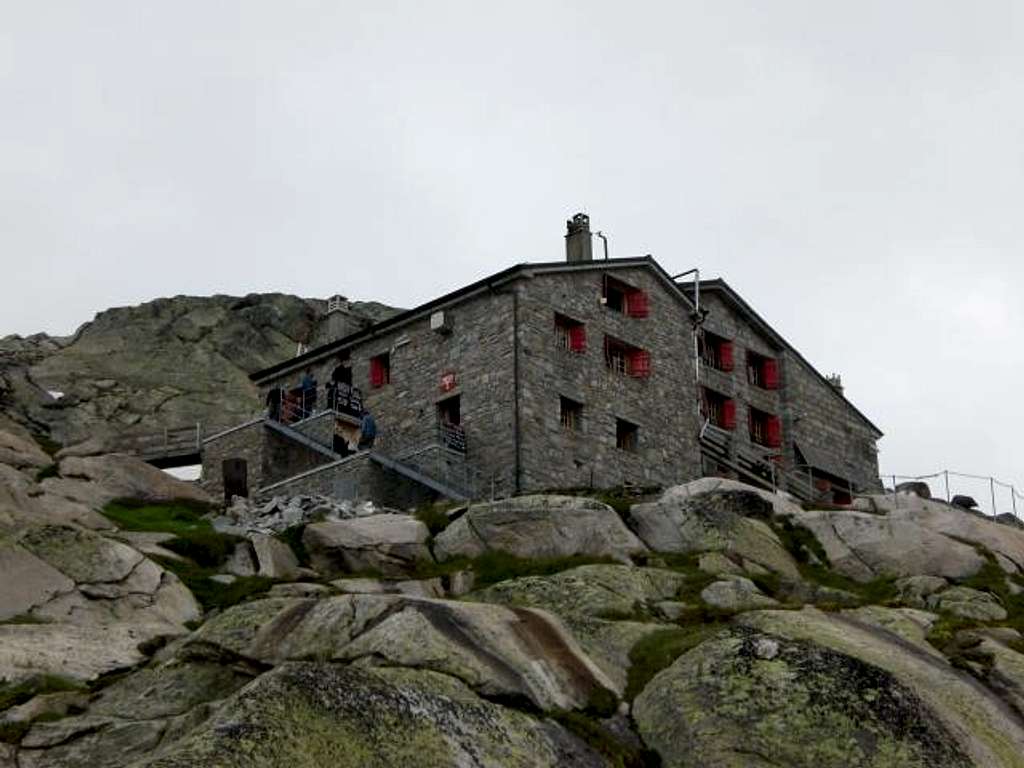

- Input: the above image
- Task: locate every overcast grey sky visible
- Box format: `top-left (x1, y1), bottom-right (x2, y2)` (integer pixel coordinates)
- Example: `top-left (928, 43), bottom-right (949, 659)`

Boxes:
top-left (2, 2), bottom-right (1022, 505)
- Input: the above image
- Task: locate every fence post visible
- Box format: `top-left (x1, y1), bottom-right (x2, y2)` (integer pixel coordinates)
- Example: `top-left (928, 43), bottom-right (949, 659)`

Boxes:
top-left (990, 477), bottom-right (997, 518)
top-left (944, 470), bottom-right (950, 503)
top-left (1013, 486), bottom-right (1018, 519)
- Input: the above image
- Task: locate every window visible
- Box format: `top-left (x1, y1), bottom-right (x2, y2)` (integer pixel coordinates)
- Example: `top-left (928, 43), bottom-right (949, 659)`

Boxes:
top-left (554, 313), bottom-right (587, 353)
top-left (559, 396), bottom-right (583, 431)
top-left (699, 331), bottom-right (734, 372)
top-left (437, 395), bottom-right (461, 425)
top-left (369, 353), bottom-right (390, 388)
top-left (437, 395), bottom-right (465, 453)
top-left (602, 276), bottom-right (649, 318)
top-left (747, 351), bottom-right (780, 390)
top-left (702, 388), bottom-right (736, 430)
top-left (749, 407), bottom-right (781, 448)
top-left (604, 336), bottom-right (651, 378)
top-left (616, 418), bottom-right (639, 451)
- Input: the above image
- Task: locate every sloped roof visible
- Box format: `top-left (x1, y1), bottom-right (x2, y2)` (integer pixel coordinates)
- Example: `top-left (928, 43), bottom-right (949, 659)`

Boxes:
top-left (250, 256), bottom-right (692, 383)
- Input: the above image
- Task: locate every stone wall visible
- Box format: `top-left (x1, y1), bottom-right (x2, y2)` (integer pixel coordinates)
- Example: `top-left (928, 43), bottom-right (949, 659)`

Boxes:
top-left (782, 351), bottom-right (881, 492)
top-left (257, 453), bottom-right (438, 509)
top-left (200, 420), bottom-right (265, 502)
top-left (261, 427), bottom-right (335, 487)
top-left (698, 293), bottom-right (785, 465)
top-left (515, 267), bottom-right (702, 491)
top-left (261, 289), bottom-right (519, 497)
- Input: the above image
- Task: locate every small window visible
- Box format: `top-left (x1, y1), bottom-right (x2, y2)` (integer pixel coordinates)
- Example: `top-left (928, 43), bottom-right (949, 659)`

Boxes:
top-left (616, 418), bottom-right (639, 452)
top-left (604, 336), bottom-right (651, 378)
top-left (749, 407), bottom-right (781, 448)
top-left (369, 353), bottom-right (390, 388)
top-left (702, 388), bottom-right (736, 430)
top-left (554, 313), bottom-right (587, 354)
top-left (559, 396), bottom-right (583, 431)
top-left (602, 276), bottom-right (649, 318)
top-left (747, 351), bottom-right (780, 390)
top-left (437, 395), bottom-right (461, 425)
top-left (699, 331), bottom-right (734, 372)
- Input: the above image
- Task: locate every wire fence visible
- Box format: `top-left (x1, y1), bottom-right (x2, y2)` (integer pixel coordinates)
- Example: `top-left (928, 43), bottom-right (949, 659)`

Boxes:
top-left (882, 469), bottom-right (1024, 520)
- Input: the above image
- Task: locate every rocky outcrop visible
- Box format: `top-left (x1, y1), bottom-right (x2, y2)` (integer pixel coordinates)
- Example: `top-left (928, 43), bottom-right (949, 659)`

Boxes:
top-left (133, 663), bottom-right (607, 768)
top-left (472, 565), bottom-right (688, 689)
top-left (2, 293), bottom-right (400, 445)
top-left (55, 453), bottom-right (213, 507)
top-left (737, 607), bottom-right (1024, 766)
top-left (699, 576), bottom-right (778, 612)
top-left (186, 594), bottom-right (618, 710)
top-left (628, 482), bottom-right (801, 578)
top-left (794, 507), bottom-right (987, 582)
top-left (303, 514), bottom-right (433, 578)
top-left (633, 626), bottom-right (975, 768)
top-left (433, 495), bottom-right (647, 564)
top-left (0, 525), bottom-right (201, 685)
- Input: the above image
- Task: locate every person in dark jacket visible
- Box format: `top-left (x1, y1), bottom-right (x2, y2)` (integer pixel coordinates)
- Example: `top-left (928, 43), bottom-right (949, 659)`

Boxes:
top-left (300, 369), bottom-right (317, 419)
top-left (358, 409), bottom-right (377, 450)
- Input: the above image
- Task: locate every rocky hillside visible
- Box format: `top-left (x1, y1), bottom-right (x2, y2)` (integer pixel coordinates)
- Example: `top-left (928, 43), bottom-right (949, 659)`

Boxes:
top-left (0, 294), bottom-right (400, 447)
top-left (5, 425), bottom-right (1024, 766)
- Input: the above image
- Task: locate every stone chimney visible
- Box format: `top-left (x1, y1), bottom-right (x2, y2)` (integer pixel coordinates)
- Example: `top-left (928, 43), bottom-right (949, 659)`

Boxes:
top-left (826, 373), bottom-right (844, 395)
top-left (565, 213), bottom-right (592, 262)
top-left (314, 295), bottom-right (369, 345)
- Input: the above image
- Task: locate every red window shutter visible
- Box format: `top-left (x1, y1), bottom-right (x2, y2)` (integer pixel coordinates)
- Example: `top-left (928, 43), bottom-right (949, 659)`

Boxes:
top-left (626, 290), bottom-right (649, 318)
top-left (370, 357), bottom-right (385, 388)
top-left (629, 349), bottom-right (651, 378)
top-left (719, 341), bottom-right (734, 372)
top-left (568, 324), bottom-right (587, 353)
top-left (722, 400), bottom-right (736, 430)
top-left (763, 358), bottom-right (779, 389)
top-left (766, 416), bottom-right (782, 448)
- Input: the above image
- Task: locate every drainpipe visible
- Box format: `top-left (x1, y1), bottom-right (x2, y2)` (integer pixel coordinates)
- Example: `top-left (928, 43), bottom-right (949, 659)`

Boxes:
top-left (594, 231), bottom-right (609, 260)
top-left (671, 268), bottom-right (703, 422)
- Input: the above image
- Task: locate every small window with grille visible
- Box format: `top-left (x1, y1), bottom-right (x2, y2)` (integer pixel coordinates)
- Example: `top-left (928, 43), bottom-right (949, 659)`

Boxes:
top-left (701, 387), bottom-right (736, 430)
top-left (554, 313), bottom-right (587, 354)
top-left (559, 396), bottom-right (583, 432)
top-left (602, 276), bottom-right (649, 318)
top-left (604, 336), bottom-right (651, 378)
top-left (616, 418), bottom-right (639, 452)
top-left (746, 350), bottom-right (780, 389)
top-left (699, 331), bottom-right (734, 372)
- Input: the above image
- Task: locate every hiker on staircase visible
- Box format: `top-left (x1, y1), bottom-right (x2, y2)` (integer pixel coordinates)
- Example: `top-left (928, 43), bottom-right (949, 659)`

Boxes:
top-left (358, 408), bottom-right (377, 451)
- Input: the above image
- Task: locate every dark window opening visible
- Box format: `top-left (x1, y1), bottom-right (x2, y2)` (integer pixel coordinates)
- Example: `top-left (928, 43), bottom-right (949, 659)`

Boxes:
top-left (699, 331), bottom-right (734, 372)
top-left (560, 396), bottom-right (583, 431)
top-left (749, 406), bottom-right (781, 448)
top-left (437, 395), bottom-right (461, 426)
top-left (604, 336), bottom-right (651, 378)
top-left (746, 350), bottom-right (779, 390)
top-left (437, 395), bottom-right (465, 453)
top-left (369, 353), bottom-right (390, 388)
top-left (332, 360), bottom-right (353, 386)
top-left (616, 418), bottom-right (639, 452)
top-left (554, 313), bottom-right (587, 353)
top-left (602, 276), bottom-right (649, 318)
top-left (701, 388), bottom-right (736, 430)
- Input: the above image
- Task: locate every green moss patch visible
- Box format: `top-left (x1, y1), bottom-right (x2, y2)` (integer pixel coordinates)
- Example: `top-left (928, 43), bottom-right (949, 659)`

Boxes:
top-left (153, 555), bottom-right (273, 612)
top-left (0, 675), bottom-right (83, 714)
top-left (625, 624), bottom-right (724, 701)
top-left (101, 500), bottom-right (214, 536)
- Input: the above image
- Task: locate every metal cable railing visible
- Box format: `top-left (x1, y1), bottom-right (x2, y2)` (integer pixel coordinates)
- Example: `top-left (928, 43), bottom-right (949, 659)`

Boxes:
top-left (883, 469), bottom-right (1024, 520)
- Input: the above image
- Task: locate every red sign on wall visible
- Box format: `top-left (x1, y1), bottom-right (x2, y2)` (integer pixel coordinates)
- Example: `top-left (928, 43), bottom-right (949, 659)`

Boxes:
top-left (440, 371), bottom-right (456, 392)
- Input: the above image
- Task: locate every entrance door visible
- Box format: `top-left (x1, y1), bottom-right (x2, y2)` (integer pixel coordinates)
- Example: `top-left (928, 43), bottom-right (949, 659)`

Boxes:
top-left (222, 458), bottom-right (248, 502)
